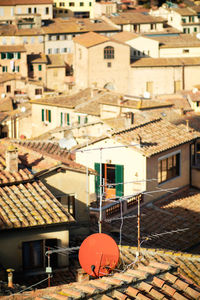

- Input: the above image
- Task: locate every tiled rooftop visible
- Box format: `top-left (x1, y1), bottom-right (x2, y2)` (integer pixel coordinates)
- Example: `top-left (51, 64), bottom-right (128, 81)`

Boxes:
top-left (173, 7), bottom-right (197, 16)
top-left (0, 45), bottom-right (26, 52)
top-left (119, 246), bottom-right (200, 285)
top-left (30, 88), bottom-right (93, 109)
top-left (0, 0), bottom-right (53, 5)
top-left (47, 54), bottom-right (66, 68)
top-left (6, 259), bottom-right (200, 299)
top-left (131, 57), bottom-right (200, 67)
top-left (109, 12), bottom-right (165, 25)
top-left (12, 139), bottom-right (96, 174)
top-left (149, 33), bottom-right (200, 48)
top-left (97, 188), bottom-right (200, 254)
top-left (73, 31), bottom-right (110, 48)
top-left (112, 31), bottom-right (138, 42)
top-left (0, 179), bottom-right (74, 229)
top-left (113, 118), bottom-right (199, 157)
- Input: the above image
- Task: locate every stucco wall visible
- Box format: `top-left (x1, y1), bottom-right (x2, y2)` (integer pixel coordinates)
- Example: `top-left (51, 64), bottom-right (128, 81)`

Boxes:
top-left (145, 144), bottom-right (190, 202)
top-left (0, 227), bottom-right (69, 272)
top-left (192, 167), bottom-right (200, 189)
top-left (75, 138), bottom-right (147, 197)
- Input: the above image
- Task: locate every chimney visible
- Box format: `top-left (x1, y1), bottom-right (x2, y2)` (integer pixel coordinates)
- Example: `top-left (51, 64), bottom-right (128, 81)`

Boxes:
top-left (76, 268), bottom-right (89, 282)
top-left (186, 119), bottom-right (189, 132)
top-left (7, 269), bottom-right (14, 288)
top-left (6, 145), bottom-right (18, 173)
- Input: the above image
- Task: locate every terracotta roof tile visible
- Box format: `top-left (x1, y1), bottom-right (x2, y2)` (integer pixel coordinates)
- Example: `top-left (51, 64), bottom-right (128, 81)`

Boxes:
top-left (0, 0), bottom-right (53, 5)
top-left (113, 118), bottom-right (199, 157)
top-left (0, 180), bottom-right (74, 229)
top-left (112, 290), bottom-right (129, 300)
top-left (131, 57), bottom-right (200, 67)
top-left (0, 45), bottom-right (26, 52)
top-left (126, 286), bottom-right (140, 297)
top-left (73, 31), bottom-right (109, 48)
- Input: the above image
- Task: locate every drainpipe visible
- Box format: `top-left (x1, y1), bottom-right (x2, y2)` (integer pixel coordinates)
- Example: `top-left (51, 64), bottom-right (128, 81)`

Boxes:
top-left (182, 62), bottom-right (185, 90)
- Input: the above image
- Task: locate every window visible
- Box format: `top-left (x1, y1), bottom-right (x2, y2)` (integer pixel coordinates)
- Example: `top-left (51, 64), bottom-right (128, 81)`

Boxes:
top-left (22, 239), bottom-right (58, 270)
top-left (57, 194), bottom-right (75, 218)
top-left (42, 109), bottom-right (51, 123)
top-left (69, 2), bottom-right (75, 6)
top-left (2, 66), bottom-right (7, 72)
top-left (0, 8), bottom-right (4, 17)
top-left (80, 2), bottom-right (84, 6)
top-left (35, 88), bottom-right (42, 95)
top-left (38, 77), bottom-right (42, 81)
top-left (38, 36), bottom-right (43, 43)
top-left (11, 37), bottom-right (15, 45)
top-left (89, 2), bottom-right (92, 6)
top-left (34, 7), bottom-right (37, 13)
top-left (23, 37), bottom-right (27, 44)
top-left (56, 35), bottom-right (60, 40)
top-left (48, 48), bottom-right (52, 54)
top-left (28, 7), bottom-right (31, 13)
top-left (158, 152), bottom-right (180, 184)
top-left (183, 49), bottom-right (189, 53)
top-left (1, 53), bottom-right (6, 59)
top-left (38, 64), bottom-right (42, 71)
top-left (182, 18), bottom-right (186, 23)
top-left (107, 62), bottom-right (111, 67)
top-left (2, 38), bottom-right (6, 45)
top-left (17, 7), bottom-right (21, 14)
top-left (45, 7), bottom-right (49, 14)
top-left (60, 2), bottom-right (65, 6)
top-left (22, 240), bottom-right (43, 269)
top-left (61, 112), bottom-right (70, 126)
top-left (6, 85), bottom-right (11, 93)
top-left (194, 27), bottom-right (197, 32)
top-left (104, 46), bottom-right (114, 59)
top-left (13, 66), bottom-right (19, 72)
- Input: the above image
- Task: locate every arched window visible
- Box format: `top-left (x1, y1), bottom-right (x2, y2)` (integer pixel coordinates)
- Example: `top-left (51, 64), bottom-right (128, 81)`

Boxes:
top-left (104, 46), bottom-right (114, 59)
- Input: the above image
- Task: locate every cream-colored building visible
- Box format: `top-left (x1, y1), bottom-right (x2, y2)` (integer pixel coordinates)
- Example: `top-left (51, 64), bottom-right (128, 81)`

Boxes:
top-left (73, 32), bottom-right (130, 93)
top-left (30, 88), bottom-right (99, 137)
top-left (75, 119), bottom-right (200, 218)
top-left (29, 53), bottom-right (74, 92)
top-left (93, 1), bottom-right (117, 18)
top-left (128, 57), bottom-right (200, 97)
top-left (53, 0), bottom-right (95, 18)
top-left (105, 12), bottom-right (166, 33)
top-left (150, 5), bottom-right (200, 34)
top-left (0, 0), bottom-right (53, 23)
top-left (0, 45), bottom-right (27, 77)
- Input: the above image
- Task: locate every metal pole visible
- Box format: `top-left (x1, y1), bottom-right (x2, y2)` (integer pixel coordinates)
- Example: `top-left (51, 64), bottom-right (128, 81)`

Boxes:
top-left (137, 195), bottom-right (140, 258)
top-left (86, 135), bottom-right (89, 207)
top-left (99, 148), bottom-right (102, 233)
top-left (48, 247), bottom-right (51, 287)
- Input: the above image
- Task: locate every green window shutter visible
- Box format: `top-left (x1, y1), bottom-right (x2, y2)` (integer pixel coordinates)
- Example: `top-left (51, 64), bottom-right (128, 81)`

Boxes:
top-left (94, 163), bottom-right (100, 197)
top-left (48, 110), bottom-right (51, 123)
top-left (1, 53), bottom-right (5, 59)
top-left (67, 113), bottom-right (70, 125)
top-left (84, 116), bottom-right (88, 124)
top-left (115, 164), bottom-right (124, 197)
top-left (78, 115), bottom-right (80, 124)
top-left (38, 64), bottom-right (42, 71)
top-left (42, 109), bottom-right (44, 121)
top-left (17, 52), bottom-right (21, 59)
top-left (61, 112), bottom-right (63, 126)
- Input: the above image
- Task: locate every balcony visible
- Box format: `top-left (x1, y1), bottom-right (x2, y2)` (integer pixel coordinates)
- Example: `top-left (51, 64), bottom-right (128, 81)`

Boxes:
top-left (90, 192), bottom-right (144, 221)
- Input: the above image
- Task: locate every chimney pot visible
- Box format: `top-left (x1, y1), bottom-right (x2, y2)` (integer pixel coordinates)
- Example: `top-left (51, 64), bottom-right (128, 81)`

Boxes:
top-left (6, 145), bottom-right (18, 173)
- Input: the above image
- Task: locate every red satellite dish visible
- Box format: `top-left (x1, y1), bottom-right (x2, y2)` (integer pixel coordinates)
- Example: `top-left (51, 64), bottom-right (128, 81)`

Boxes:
top-left (79, 233), bottom-right (119, 277)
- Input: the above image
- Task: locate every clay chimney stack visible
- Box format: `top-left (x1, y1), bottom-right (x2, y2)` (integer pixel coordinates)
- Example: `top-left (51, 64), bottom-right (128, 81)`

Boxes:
top-left (6, 145), bottom-right (18, 173)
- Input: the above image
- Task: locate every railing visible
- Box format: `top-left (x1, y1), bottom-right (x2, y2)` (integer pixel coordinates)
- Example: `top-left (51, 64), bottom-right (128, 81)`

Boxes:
top-left (90, 191), bottom-right (144, 221)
